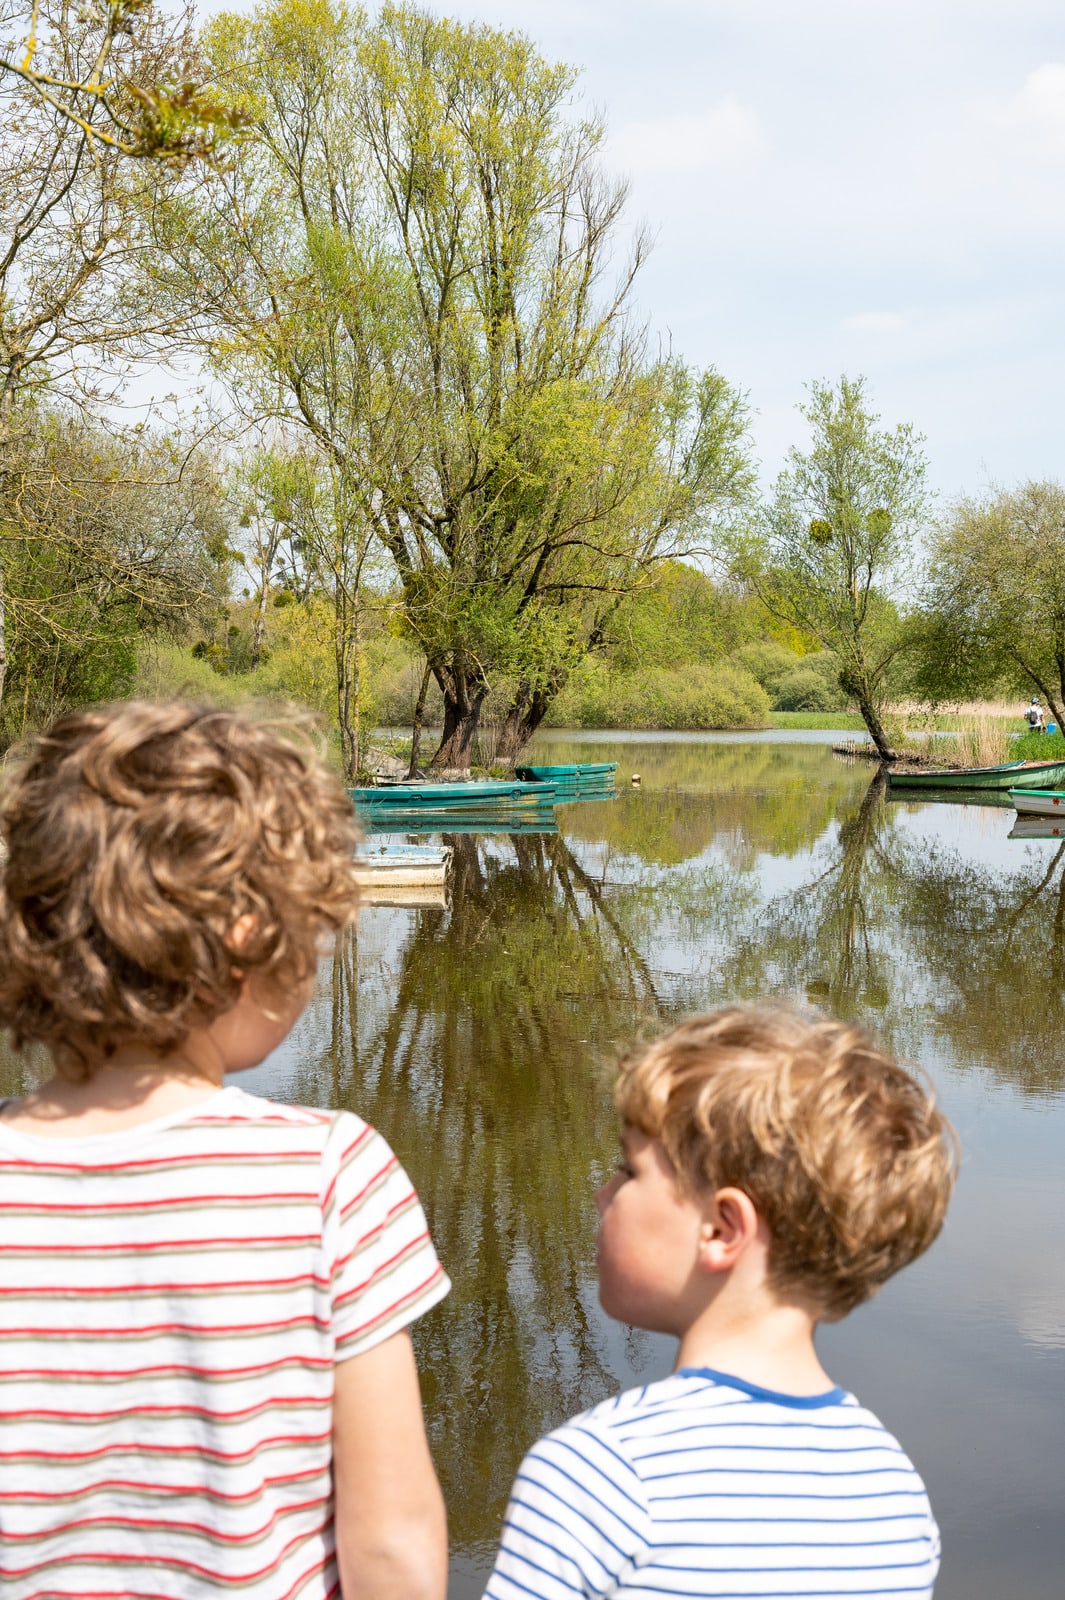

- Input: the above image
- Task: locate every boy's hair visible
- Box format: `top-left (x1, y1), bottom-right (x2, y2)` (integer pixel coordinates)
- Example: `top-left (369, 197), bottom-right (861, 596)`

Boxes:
top-left (615, 1006), bottom-right (957, 1321)
top-left (0, 701), bottom-right (361, 1079)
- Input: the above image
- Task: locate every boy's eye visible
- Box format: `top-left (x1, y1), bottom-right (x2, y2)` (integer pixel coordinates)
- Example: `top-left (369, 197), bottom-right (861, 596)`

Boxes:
top-left (616, 1159), bottom-right (635, 1179)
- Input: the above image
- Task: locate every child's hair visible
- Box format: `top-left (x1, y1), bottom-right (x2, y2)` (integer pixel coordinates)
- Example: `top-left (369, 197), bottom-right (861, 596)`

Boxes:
top-left (615, 1006), bottom-right (957, 1320)
top-left (0, 701), bottom-right (361, 1079)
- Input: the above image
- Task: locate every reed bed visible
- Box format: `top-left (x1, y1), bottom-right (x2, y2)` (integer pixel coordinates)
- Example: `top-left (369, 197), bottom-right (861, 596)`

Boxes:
top-left (931, 715), bottom-right (1015, 769)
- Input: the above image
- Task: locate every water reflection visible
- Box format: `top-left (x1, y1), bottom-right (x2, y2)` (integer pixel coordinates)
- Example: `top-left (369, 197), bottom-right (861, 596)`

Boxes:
top-left (725, 768), bottom-right (896, 1017)
top-left (2, 736), bottom-right (1064, 1597)
top-left (290, 831), bottom-right (678, 1546)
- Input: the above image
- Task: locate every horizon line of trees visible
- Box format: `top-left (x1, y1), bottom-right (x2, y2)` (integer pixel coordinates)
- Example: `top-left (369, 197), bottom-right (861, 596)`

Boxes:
top-left (1, 0), bottom-right (1058, 773)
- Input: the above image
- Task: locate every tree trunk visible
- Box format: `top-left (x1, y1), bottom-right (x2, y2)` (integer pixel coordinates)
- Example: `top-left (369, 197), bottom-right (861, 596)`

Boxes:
top-left (0, 556), bottom-right (7, 719)
top-left (335, 592), bottom-right (360, 782)
top-left (250, 582), bottom-right (269, 670)
top-left (407, 660), bottom-right (432, 779)
top-left (429, 674), bottom-right (489, 774)
top-left (496, 683), bottom-right (554, 766)
top-left (855, 691), bottom-right (896, 762)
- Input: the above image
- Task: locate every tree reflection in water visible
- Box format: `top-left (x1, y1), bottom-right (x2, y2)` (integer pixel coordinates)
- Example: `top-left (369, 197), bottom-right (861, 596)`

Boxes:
top-left (294, 831), bottom-right (673, 1545)
top-left (724, 769), bottom-right (897, 1021)
top-left (894, 830), bottom-right (1065, 1095)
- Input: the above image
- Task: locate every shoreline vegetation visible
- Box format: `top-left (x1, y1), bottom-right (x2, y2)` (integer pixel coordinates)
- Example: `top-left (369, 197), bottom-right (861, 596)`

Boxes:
top-left (136, 637), bottom-right (1043, 777)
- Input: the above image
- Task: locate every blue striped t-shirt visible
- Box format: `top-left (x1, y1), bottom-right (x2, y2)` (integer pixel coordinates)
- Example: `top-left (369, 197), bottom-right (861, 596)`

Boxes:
top-left (483, 1367), bottom-right (940, 1599)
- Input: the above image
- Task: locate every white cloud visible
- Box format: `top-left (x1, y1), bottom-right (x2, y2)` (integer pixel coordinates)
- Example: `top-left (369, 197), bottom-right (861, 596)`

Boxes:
top-left (841, 312), bottom-right (909, 335)
top-left (608, 95), bottom-right (768, 178)
top-left (992, 61), bottom-right (1065, 155)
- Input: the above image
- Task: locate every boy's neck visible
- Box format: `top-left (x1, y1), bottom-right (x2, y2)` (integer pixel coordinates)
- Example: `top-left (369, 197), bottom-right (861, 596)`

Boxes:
top-left (674, 1289), bottom-right (833, 1397)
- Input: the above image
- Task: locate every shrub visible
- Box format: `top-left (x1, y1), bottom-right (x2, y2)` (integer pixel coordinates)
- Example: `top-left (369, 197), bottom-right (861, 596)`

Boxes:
top-left (738, 643), bottom-right (847, 712)
top-left (546, 660), bottom-right (770, 730)
top-left (772, 665), bottom-right (843, 713)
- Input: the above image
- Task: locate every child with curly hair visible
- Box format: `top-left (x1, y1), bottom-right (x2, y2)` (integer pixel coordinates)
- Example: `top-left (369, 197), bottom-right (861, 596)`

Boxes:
top-left (0, 701), bottom-right (449, 1600)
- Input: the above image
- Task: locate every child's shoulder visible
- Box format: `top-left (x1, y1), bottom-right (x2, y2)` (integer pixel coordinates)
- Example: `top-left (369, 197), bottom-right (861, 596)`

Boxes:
top-left (209, 1085), bottom-right (348, 1129)
top-left (194, 1086), bottom-right (375, 1157)
top-left (565, 1368), bottom-right (878, 1447)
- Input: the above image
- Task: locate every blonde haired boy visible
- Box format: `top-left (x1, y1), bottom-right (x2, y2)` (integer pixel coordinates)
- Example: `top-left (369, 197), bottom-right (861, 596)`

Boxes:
top-left (485, 1007), bottom-right (956, 1600)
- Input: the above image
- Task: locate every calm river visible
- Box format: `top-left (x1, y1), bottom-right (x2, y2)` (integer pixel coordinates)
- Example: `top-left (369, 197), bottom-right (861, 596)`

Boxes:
top-left (7, 731), bottom-right (1065, 1597)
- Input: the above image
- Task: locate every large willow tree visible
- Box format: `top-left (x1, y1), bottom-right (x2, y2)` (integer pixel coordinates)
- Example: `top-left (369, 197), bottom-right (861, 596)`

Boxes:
top-left (148, 0), bottom-right (751, 772)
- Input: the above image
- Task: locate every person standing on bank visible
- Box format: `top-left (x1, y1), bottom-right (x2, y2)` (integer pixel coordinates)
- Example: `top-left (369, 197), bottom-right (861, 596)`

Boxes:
top-left (1026, 696), bottom-right (1046, 734)
top-left (0, 702), bottom-right (449, 1600)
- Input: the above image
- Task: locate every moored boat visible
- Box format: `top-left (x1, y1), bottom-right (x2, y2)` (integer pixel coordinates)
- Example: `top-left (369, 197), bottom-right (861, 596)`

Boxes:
top-left (350, 778), bottom-right (560, 810)
top-left (887, 757), bottom-right (1065, 791)
top-left (514, 761), bottom-right (618, 784)
top-left (1007, 788), bottom-right (1065, 818)
top-left (352, 843), bottom-right (453, 888)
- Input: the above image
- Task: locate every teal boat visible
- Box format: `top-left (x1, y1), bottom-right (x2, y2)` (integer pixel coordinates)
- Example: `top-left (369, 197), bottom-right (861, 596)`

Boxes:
top-left (515, 761), bottom-right (618, 784)
top-left (350, 779), bottom-right (560, 810)
top-left (887, 757), bottom-right (1065, 792)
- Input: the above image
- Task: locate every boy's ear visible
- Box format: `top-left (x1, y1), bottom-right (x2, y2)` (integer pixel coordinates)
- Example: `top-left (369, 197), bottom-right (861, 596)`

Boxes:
top-left (697, 1186), bottom-right (762, 1273)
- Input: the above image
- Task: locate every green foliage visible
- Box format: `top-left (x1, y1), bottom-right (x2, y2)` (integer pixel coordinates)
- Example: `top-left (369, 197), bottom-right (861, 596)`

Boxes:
top-left (769, 711), bottom-right (870, 730)
top-left (918, 481), bottom-right (1065, 731)
top-left (0, 405), bottom-right (229, 743)
top-left (772, 663), bottom-right (843, 713)
top-left (600, 562), bottom-right (747, 673)
top-left (1013, 729), bottom-right (1065, 760)
top-left (739, 640), bottom-right (847, 712)
top-left (546, 658), bottom-right (769, 731)
top-left (734, 375), bottom-right (927, 757)
top-left (0, 0), bottom-right (245, 162)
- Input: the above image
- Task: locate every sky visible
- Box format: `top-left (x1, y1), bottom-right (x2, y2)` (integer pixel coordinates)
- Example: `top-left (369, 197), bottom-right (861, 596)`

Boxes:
top-left (196, 0), bottom-right (1065, 500)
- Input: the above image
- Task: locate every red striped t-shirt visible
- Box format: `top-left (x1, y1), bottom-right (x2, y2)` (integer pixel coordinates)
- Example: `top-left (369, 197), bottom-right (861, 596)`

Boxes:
top-left (0, 1085), bottom-right (449, 1599)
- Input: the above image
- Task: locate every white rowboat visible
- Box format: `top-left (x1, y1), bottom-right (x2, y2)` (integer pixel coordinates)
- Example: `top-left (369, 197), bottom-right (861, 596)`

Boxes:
top-left (352, 844), bottom-right (453, 888)
top-left (1007, 788), bottom-right (1065, 818)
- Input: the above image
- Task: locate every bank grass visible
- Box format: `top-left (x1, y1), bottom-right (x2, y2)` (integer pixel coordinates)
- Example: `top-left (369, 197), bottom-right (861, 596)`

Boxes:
top-left (769, 711), bottom-right (869, 731)
top-left (935, 716), bottom-right (1016, 768)
top-left (1012, 729), bottom-right (1065, 762)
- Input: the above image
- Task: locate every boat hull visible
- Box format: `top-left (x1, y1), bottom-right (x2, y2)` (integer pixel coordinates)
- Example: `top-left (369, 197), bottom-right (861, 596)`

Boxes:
top-left (350, 779), bottom-right (560, 810)
top-left (1007, 788), bottom-right (1065, 818)
top-left (888, 759), bottom-right (1065, 791)
top-left (515, 762), bottom-right (617, 784)
top-left (352, 844), bottom-right (452, 887)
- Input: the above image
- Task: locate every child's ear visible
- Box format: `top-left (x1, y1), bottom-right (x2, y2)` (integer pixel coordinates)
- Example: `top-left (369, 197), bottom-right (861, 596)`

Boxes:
top-left (229, 912), bottom-right (257, 952)
top-left (697, 1186), bottom-right (761, 1273)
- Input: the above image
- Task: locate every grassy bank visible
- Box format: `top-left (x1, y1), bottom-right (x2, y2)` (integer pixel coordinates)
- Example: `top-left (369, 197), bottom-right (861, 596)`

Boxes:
top-left (769, 712), bottom-right (868, 731)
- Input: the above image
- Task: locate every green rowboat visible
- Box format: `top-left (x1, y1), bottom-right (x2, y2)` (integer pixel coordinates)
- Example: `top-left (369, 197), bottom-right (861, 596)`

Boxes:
top-left (887, 758), bottom-right (1065, 792)
top-left (350, 779), bottom-right (561, 809)
top-left (514, 761), bottom-right (618, 783)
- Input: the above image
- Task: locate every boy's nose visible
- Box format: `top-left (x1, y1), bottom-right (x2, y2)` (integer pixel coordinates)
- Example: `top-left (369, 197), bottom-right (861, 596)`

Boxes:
top-left (594, 1176), bottom-right (618, 1217)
